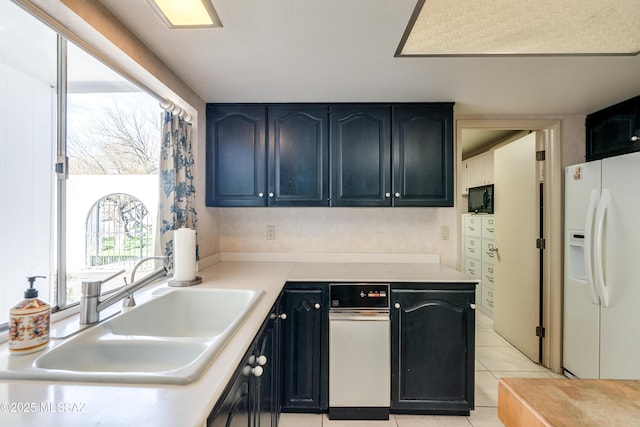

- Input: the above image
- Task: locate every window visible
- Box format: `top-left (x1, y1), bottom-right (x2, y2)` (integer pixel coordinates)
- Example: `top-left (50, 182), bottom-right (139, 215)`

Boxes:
top-left (0, 2), bottom-right (56, 326)
top-left (0, 2), bottom-right (161, 326)
top-left (64, 43), bottom-right (161, 304)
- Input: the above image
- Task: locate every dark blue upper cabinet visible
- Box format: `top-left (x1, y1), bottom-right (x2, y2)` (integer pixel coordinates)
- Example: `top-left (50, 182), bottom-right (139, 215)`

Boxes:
top-left (392, 104), bottom-right (454, 207)
top-left (207, 103), bottom-right (454, 208)
top-left (586, 95), bottom-right (640, 162)
top-left (206, 105), bottom-right (267, 207)
top-left (268, 105), bottom-right (329, 206)
top-left (330, 105), bottom-right (392, 206)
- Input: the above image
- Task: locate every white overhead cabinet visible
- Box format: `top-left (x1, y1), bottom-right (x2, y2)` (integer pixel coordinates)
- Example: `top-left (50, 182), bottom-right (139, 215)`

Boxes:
top-left (461, 151), bottom-right (494, 195)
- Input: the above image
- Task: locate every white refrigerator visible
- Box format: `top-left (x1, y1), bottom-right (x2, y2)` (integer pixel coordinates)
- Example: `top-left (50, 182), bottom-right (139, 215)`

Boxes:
top-left (564, 151), bottom-right (640, 379)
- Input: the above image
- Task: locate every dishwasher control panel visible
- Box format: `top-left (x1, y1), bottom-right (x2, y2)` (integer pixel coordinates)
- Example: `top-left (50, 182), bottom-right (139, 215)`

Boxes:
top-left (329, 283), bottom-right (389, 309)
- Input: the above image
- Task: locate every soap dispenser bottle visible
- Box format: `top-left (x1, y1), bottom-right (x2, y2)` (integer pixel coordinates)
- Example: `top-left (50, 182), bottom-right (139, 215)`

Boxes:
top-left (9, 276), bottom-right (51, 354)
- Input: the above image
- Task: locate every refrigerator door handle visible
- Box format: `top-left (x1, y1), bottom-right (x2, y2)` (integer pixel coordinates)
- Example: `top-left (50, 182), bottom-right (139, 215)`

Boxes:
top-left (594, 189), bottom-right (610, 308)
top-left (584, 190), bottom-right (600, 305)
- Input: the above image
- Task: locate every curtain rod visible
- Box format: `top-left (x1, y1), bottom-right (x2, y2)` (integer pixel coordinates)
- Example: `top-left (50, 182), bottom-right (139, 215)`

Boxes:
top-left (160, 100), bottom-right (192, 123)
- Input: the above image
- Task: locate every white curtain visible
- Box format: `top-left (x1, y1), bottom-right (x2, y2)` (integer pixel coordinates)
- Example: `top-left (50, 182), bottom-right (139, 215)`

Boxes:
top-left (156, 111), bottom-right (198, 269)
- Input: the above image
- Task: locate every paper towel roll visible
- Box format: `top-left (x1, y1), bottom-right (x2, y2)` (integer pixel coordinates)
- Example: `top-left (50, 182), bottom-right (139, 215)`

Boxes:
top-left (174, 227), bottom-right (196, 281)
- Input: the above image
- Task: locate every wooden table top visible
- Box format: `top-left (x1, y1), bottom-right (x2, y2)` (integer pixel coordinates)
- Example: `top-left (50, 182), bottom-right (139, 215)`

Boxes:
top-left (498, 378), bottom-right (640, 427)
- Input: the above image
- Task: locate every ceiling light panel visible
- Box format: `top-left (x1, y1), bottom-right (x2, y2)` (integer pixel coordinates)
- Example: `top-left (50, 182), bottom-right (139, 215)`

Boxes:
top-left (148, 0), bottom-right (222, 28)
top-left (399, 0), bottom-right (640, 56)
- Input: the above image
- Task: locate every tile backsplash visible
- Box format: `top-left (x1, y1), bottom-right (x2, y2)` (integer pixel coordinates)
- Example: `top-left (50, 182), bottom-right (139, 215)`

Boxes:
top-left (213, 207), bottom-right (458, 267)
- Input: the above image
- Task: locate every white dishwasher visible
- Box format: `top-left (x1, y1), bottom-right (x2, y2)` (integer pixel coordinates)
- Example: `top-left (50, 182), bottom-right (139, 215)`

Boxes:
top-left (328, 283), bottom-right (390, 420)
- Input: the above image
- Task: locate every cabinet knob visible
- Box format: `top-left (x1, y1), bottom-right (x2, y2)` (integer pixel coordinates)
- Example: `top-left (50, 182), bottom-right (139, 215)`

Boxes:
top-left (394, 192), bottom-right (400, 198)
top-left (269, 312), bottom-right (287, 320)
top-left (252, 366), bottom-right (264, 377)
top-left (257, 355), bottom-right (268, 366)
top-left (314, 303), bottom-right (321, 309)
top-left (631, 135), bottom-right (639, 142)
top-left (470, 303), bottom-right (476, 310)
top-left (394, 302), bottom-right (401, 309)
top-left (258, 192), bottom-right (264, 198)
top-left (269, 192), bottom-right (274, 197)
top-left (385, 192), bottom-right (391, 198)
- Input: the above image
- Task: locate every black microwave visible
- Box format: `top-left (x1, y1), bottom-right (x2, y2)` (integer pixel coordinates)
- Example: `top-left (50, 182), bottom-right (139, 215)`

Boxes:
top-left (468, 184), bottom-right (494, 214)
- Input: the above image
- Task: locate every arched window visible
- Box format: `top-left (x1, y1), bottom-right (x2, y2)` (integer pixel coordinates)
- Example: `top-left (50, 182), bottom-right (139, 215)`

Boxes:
top-left (85, 193), bottom-right (153, 268)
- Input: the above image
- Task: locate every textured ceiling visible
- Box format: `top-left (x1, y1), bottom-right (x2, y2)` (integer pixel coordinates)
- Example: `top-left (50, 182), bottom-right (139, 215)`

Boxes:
top-left (400, 0), bottom-right (640, 56)
top-left (97, 0), bottom-right (640, 115)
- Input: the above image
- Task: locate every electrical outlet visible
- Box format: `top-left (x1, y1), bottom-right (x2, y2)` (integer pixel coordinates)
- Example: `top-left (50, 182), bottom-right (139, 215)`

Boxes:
top-left (266, 225), bottom-right (276, 240)
top-left (441, 226), bottom-right (450, 240)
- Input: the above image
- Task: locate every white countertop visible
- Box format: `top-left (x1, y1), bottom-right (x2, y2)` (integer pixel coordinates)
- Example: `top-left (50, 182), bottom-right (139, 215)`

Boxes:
top-left (0, 259), bottom-right (475, 427)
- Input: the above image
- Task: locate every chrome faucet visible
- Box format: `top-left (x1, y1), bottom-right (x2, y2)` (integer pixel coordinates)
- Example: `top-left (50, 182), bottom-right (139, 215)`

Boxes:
top-left (79, 257), bottom-right (168, 324)
top-left (122, 256), bottom-right (168, 309)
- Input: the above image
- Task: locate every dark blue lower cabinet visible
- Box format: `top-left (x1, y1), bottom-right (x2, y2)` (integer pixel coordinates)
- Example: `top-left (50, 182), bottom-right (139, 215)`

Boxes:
top-left (207, 346), bottom-right (254, 427)
top-left (390, 285), bottom-right (475, 415)
top-left (210, 282), bottom-right (475, 426)
top-left (208, 303), bottom-right (281, 427)
top-left (280, 284), bottom-right (329, 412)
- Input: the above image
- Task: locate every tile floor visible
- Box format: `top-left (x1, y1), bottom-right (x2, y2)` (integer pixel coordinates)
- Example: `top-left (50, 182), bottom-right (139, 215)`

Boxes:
top-left (280, 311), bottom-right (563, 427)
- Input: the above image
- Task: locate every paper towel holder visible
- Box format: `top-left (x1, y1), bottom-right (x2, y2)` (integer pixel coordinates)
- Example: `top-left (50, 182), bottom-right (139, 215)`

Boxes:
top-left (169, 226), bottom-right (200, 287)
top-left (168, 275), bottom-right (202, 287)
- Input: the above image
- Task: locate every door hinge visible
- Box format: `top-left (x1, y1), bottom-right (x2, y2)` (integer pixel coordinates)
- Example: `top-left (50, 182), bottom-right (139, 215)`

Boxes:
top-left (536, 326), bottom-right (546, 338)
top-left (536, 238), bottom-right (546, 250)
top-left (536, 150), bottom-right (545, 161)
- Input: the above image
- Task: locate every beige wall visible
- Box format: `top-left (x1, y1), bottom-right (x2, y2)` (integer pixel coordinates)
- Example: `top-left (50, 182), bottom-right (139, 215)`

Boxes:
top-left (560, 115), bottom-right (586, 167)
top-left (217, 207), bottom-right (458, 267)
top-left (17, 1), bottom-right (587, 266)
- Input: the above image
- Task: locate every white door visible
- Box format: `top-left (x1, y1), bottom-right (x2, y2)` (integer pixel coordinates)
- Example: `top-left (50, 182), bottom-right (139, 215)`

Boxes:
top-left (599, 152), bottom-right (640, 378)
top-left (493, 132), bottom-right (540, 362)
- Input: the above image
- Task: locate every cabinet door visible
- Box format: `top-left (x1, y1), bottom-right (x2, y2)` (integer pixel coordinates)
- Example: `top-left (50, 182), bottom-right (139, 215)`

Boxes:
top-left (586, 96), bottom-right (640, 161)
top-left (280, 287), bottom-right (328, 411)
top-left (208, 350), bottom-right (253, 427)
top-left (255, 301), bottom-right (281, 427)
top-left (392, 104), bottom-right (454, 206)
top-left (330, 105), bottom-right (391, 206)
top-left (206, 105), bottom-right (267, 206)
top-left (268, 105), bottom-right (329, 206)
top-left (391, 287), bottom-right (475, 415)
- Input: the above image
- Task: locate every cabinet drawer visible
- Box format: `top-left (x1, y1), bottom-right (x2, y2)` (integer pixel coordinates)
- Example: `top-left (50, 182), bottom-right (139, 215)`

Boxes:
top-left (482, 239), bottom-right (496, 261)
top-left (464, 258), bottom-right (481, 279)
top-left (481, 216), bottom-right (495, 239)
top-left (464, 237), bottom-right (481, 259)
top-left (482, 286), bottom-right (494, 313)
top-left (482, 263), bottom-right (494, 288)
top-left (463, 216), bottom-right (481, 237)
